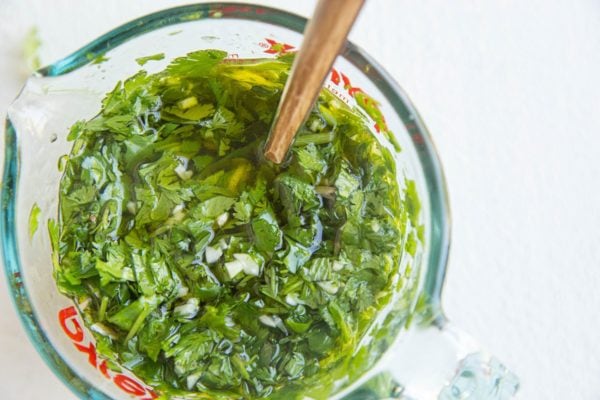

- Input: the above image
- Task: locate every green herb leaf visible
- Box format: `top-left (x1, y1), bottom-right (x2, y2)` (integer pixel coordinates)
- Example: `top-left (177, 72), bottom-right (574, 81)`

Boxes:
top-left (251, 210), bottom-right (283, 253)
top-left (28, 203), bottom-right (41, 239)
top-left (135, 52), bottom-right (165, 66)
top-left (166, 49), bottom-right (227, 78)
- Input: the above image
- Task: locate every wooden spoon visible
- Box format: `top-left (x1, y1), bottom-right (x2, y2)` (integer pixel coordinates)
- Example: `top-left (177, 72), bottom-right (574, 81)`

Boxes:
top-left (263, 0), bottom-right (366, 164)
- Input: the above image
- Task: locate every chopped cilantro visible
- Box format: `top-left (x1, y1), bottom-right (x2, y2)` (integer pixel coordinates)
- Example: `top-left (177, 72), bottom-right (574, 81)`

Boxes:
top-left (53, 50), bottom-right (422, 399)
top-left (28, 202), bottom-right (41, 239)
top-left (86, 52), bottom-right (110, 65)
top-left (135, 52), bottom-right (165, 66)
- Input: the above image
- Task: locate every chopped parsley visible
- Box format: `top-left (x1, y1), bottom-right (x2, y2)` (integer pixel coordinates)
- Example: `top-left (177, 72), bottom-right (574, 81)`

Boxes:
top-left (29, 202), bottom-right (41, 239)
top-left (136, 53), bottom-right (166, 66)
top-left (54, 50), bottom-right (422, 399)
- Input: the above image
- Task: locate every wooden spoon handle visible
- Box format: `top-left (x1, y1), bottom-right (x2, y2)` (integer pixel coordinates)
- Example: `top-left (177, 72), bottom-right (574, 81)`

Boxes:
top-left (264, 0), bottom-right (365, 164)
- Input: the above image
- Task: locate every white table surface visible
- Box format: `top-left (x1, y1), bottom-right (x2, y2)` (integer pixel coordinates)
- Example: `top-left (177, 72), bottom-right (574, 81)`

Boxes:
top-left (1, 1), bottom-right (599, 399)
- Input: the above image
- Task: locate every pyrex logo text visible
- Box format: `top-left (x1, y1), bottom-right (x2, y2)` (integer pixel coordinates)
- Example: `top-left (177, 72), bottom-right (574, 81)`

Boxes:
top-left (59, 306), bottom-right (158, 399)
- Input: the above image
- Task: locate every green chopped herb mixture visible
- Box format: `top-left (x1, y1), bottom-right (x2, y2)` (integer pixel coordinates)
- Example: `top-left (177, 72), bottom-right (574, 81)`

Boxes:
top-left (53, 50), bottom-right (421, 399)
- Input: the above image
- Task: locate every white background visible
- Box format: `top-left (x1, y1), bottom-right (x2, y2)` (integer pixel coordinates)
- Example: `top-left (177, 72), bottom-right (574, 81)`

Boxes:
top-left (1, 1), bottom-right (599, 399)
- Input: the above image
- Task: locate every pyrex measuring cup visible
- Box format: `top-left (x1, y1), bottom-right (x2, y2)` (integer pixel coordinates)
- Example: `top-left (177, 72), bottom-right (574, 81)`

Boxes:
top-left (1, 3), bottom-right (518, 399)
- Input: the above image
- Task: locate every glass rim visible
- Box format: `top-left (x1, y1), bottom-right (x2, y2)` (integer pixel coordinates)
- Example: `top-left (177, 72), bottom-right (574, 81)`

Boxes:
top-left (1, 3), bottom-right (451, 399)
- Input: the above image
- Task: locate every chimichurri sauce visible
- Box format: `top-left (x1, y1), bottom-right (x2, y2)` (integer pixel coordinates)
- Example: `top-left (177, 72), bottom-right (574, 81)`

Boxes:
top-left (53, 50), bottom-right (420, 399)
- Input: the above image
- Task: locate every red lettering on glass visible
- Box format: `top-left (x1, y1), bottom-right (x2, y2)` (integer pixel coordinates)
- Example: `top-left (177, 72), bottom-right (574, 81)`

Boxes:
top-left (114, 374), bottom-right (146, 396)
top-left (263, 38), bottom-right (295, 55)
top-left (221, 5), bottom-right (251, 14)
top-left (74, 341), bottom-right (97, 368)
top-left (340, 72), bottom-right (364, 96)
top-left (330, 68), bottom-right (341, 85)
top-left (140, 391), bottom-right (159, 400)
top-left (58, 306), bottom-right (84, 342)
top-left (58, 306), bottom-right (160, 398)
top-left (98, 359), bottom-right (111, 379)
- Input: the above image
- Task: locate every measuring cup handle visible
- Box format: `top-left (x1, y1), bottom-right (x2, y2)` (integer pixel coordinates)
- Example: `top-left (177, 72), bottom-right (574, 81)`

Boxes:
top-left (341, 320), bottom-right (519, 400)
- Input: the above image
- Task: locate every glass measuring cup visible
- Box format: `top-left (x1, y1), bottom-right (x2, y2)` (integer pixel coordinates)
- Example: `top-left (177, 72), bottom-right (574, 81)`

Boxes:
top-left (1, 3), bottom-right (519, 399)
